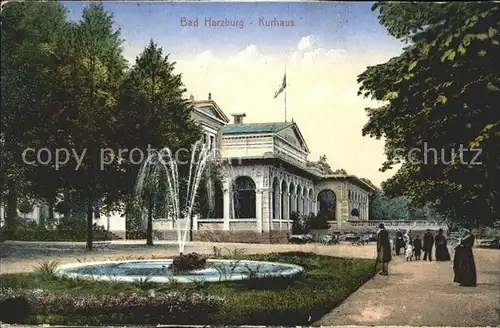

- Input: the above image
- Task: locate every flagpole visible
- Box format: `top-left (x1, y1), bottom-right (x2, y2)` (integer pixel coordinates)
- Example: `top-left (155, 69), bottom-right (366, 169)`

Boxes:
top-left (284, 67), bottom-right (287, 122)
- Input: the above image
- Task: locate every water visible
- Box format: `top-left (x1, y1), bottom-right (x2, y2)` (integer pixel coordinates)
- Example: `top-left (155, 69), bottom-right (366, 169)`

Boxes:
top-left (135, 140), bottom-right (212, 253)
top-left (57, 259), bottom-right (304, 283)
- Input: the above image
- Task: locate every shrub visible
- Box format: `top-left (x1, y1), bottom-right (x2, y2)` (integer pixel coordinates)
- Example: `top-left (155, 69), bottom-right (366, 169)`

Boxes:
top-left (126, 229), bottom-right (146, 240)
top-left (171, 252), bottom-right (207, 272)
top-left (0, 287), bottom-right (225, 324)
top-left (305, 212), bottom-right (331, 230)
top-left (0, 296), bottom-right (31, 323)
top-left (34, 261), bottom-right (60, 280)
top-left (18, 199), bottom-right (34, 218)
top-left (291, 212), bottom-right (308, 234)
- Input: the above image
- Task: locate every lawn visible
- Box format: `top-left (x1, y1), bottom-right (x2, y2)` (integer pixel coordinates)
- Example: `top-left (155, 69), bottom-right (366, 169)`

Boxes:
top-left (0, 251), bottom-right (377, 325)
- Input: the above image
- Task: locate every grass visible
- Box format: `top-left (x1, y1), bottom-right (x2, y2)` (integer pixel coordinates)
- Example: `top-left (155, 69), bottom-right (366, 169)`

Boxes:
top-left (0, 252), bottom-right (377, 325)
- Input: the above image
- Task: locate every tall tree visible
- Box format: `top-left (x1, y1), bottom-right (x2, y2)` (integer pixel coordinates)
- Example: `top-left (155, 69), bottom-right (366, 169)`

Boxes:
top-left (54, 4), bottom-right (127, 250)
top-left (1, 1), bottom-right (69, 230)
top-left (118, 40), bottom-right (201, 245)
top-left (359, 2), bottom-right (499, 227)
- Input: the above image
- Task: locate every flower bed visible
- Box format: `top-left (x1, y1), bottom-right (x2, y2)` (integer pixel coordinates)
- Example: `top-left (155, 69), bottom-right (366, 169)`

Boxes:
top-left (0, 287), bottom-right (224, 324)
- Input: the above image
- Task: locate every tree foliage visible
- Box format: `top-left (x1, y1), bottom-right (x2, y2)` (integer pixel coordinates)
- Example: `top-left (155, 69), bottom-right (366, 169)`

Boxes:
top-left (118, 40), bottom-right (201, 244)
top-left (359, 2), bottom-right (500, 227)
top-left (1, 3), bottom-right (201, 247)
top-left (1, 1), bottom-right (69, 228)
top-left (318, 155), bottom-right (334, 174)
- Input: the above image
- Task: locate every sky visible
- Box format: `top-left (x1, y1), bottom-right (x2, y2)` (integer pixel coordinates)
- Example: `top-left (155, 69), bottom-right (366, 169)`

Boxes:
top-left (62, 1), bottom-right (405, 187)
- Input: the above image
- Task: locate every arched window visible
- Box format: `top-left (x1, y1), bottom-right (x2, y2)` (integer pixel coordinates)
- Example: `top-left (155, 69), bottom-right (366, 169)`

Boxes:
top-left (213, 180), bottom-right (224, 218)
top-left (233, 176), bottom-right (256, 219)
top-left (351, 208), bottom-right (360, 217)
top-left (296, 185), bottom-right (302, 214)
top-left (317, 189), bottom-right (336, 220)
top-left (281, 180), bottom-right (287, 220)
top-left (272, 178), bottom-right (280, 220)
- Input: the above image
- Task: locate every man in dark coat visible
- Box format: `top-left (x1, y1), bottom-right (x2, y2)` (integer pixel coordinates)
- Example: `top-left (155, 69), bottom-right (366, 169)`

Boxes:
top-left (413, 235), bottom-right (422, 260)
top-left (377, 223), bottom-right (392, 275)
top-left (423, 229), bottom-right (434, 261)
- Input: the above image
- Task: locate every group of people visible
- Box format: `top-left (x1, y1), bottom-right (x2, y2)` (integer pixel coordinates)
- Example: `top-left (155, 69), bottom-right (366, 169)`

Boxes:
top-left (394, 228), bottom-right (451, 261)
top-left (376, 223), bottom-right (477, 287)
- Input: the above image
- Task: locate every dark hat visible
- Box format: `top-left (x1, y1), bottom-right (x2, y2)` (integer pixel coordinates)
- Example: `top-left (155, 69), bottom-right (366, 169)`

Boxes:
top-left (378, 223), bottom-right (385, 229)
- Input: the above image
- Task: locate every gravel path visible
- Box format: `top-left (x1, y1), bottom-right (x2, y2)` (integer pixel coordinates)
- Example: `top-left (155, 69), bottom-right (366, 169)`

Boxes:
top-left (1, 240), bottom-right (498, 327)
top-left (314, 247), bottom-right (500, 327)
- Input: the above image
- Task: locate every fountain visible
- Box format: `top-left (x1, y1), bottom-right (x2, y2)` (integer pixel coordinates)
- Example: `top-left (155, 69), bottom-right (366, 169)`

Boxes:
top-left (56, 140), bottom-right (304, 283)
top-left (56, 258), bottom-right (303, 283)
top-left (134, 140), bottom-right (210, 254)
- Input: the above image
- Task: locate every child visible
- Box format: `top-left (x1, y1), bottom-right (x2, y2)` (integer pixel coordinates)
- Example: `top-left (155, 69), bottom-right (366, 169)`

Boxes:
top-left (405, 244), bottom-right (414, 261)
top-left (413, 235), bottom-right (422, 260)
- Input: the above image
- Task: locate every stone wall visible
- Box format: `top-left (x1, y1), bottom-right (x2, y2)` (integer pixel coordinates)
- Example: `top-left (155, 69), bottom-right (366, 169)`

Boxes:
top-left (192, 230), bottom-right (290, 244)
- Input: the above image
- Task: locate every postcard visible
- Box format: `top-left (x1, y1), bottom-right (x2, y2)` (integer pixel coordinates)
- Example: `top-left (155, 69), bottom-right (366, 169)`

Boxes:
top-left (0, 1), bottom-right (498, 327)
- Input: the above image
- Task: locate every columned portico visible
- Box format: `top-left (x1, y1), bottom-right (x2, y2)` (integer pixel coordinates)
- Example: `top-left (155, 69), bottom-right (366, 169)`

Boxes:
top-left (222, 179), bottom-right (230, 229)
top-left (256, 188), bottom-right (263, 232)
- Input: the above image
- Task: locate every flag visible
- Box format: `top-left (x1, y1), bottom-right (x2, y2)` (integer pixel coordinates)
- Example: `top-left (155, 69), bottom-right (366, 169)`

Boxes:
top-left (274, 74), bottom-right (286, 98)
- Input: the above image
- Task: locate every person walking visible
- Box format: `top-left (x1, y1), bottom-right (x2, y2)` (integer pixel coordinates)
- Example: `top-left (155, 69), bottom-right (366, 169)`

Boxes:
top-left (435, 228), bottom-right (451, 261)
top-left (377, 223), bottom-right (392, 275)
top-left (423, 229), bottom-right (434, 261)
top-left (403, 229), bottom-right (412, 250)
top-left (413, 235), bottom-right (422, 260)
top-left (395, 230), bottom-right (404, 255)
top-left (453, 229), bottom-right (477, 287)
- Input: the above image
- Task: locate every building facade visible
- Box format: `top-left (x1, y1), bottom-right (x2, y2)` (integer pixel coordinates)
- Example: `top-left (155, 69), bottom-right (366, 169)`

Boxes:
top-left (152, 95), bottom-right (375, 241)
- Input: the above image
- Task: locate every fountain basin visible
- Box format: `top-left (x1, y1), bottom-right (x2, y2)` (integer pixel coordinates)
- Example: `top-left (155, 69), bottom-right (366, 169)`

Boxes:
top-left (56, 259), bottom-right (304, 283)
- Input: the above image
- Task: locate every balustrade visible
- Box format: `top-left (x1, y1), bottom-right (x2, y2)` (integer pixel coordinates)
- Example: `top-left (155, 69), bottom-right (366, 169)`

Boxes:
top-left (346, 220), bottom-right (446, 231)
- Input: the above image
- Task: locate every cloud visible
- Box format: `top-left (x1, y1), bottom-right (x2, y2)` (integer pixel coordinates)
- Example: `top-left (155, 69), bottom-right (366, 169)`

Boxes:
top-left (297, 35), bottom-right (319, 51)
top-left (172, 36), bottom-right (401, 186)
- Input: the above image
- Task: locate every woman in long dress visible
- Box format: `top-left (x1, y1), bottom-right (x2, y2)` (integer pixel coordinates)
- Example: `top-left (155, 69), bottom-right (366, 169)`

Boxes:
top-left (435, 228), bottom-right (451, 261)
top-left (453, 229), bottom-right (477, 287)
top-left (394, 230), bottom-right (404, 255)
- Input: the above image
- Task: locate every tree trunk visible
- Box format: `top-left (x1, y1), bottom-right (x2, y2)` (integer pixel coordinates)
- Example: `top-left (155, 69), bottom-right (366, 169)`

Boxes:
top-left (189, 213), bottom-right (193, 242)
top-left (146, 194), bottom-right (153, 246)
top-left (63, 191), bottom-right (70, 221)
top-left (48, 202), bottom-right (54, 225)
top-left (86, 201), bottom-right (94, 251)
top-left (6, 178), bottom-right (18, 229)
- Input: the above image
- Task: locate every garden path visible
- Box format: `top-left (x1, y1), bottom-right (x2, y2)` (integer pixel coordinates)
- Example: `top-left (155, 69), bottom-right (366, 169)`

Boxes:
top-left (314, 247), bottom-right (500, 327)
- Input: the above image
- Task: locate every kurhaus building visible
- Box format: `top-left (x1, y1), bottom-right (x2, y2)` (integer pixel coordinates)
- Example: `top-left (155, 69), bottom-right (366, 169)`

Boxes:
top-left (153, 94), bottom-right (375, 242)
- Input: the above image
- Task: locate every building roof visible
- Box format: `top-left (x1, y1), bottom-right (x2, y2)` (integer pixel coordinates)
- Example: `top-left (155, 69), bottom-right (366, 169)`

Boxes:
top-left (191, 99), bottom-right (230, 124)
top-left (220, 122), bottom-right (294, 135)
top-left (321, 174), bottom-right (377, 192)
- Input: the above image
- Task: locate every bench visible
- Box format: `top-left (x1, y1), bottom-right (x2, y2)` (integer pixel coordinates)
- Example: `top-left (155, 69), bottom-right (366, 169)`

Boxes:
top-left (92, 241), bottom-right (111, 251)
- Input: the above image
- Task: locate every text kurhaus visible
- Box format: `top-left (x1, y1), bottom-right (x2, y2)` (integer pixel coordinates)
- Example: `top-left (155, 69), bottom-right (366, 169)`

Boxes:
top-left (179, 17), bottom-right (295, 29)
